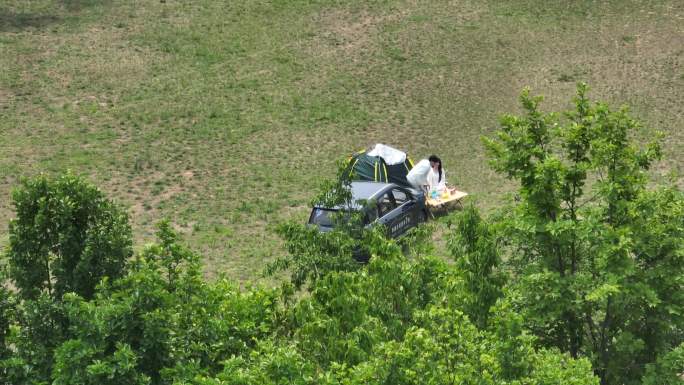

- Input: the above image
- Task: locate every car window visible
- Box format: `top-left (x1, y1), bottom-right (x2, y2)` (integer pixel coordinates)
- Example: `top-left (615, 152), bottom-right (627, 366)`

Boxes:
top-left (309, 208), bottom-right (337, 227)
top-left (392, 188), bottom-right (409, 204)
top-left (364, 207), bottom-right (378, 224)
top-left (377, 192), bottom-right (396, 218)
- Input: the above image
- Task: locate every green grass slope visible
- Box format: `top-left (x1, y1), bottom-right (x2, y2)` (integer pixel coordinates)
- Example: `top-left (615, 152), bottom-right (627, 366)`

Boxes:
top-left (1, 0), bottom-right (682, 280)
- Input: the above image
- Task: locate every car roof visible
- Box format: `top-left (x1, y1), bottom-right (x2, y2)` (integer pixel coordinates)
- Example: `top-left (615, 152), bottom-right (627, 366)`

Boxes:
top-left (350, 181), bottom-right (392, 200)
top-left (313, 181), bottom-right (395, 210)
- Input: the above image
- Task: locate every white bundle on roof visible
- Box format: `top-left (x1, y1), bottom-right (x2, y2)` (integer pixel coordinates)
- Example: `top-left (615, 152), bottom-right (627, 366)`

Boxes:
top-left (367, 143), bottom-right (406, 165)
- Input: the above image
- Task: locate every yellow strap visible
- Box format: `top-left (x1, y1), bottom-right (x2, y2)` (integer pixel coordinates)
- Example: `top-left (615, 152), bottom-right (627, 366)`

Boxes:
top-left (352, 159), bottom-right (359, 168)
top-left (349, 158), bottom-right (360, 178)
top-left (383, 163), bottom-right (389, 182)
top-left (374, 162), bottom-right (378, 181)
top-left (407, 157), bottom-right (414, 168)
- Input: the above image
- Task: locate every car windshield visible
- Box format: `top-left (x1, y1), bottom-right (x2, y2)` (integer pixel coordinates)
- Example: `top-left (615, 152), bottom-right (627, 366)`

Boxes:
top-left (309, 208), bottom-right (338, 227)
top-left (310, 208), bottom-right (368, 227)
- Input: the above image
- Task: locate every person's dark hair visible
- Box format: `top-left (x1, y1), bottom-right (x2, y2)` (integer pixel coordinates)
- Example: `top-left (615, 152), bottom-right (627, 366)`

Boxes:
top-left (428, 155), bottom-right (442, 182)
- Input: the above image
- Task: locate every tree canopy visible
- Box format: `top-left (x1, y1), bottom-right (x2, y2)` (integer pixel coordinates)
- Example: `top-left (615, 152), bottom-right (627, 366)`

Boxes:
top-left (7, 173), bottom-right (132, 301)
top-left (483, 84), bottom-right (682, 385)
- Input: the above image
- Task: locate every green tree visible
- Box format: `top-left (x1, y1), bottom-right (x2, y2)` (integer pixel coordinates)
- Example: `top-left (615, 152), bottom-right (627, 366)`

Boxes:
top-left (2, 293), bottom-right (68, 384)
top-left (51, 221), bottom-right (279, 385)
top-left (0, 264), bottom-right (12, 357)
top-left (0, 273), bottom-right (15, 385)
top-left (483, 84), bottom-right (682, 384)
top-left (53, 340), bottom-right (150, 385)
top-left (7, 173), bottom-right (132, 301)
top-left (207, 232), bottom-right (597, 385)
top-left (268, 222), bottom-right (363, 290)
top-left (341, 303), bottom-right (598, 385)
top-left (448, 205), bottom-right (505, 328)
top-left (0, 289), bottom-right (9, 358)
top-left (267, 158), bottom-right (368, 290)
top-left (208, 341), bottom-right (318, 385)
top-left (641, 343), bottom-right (684, 385)
top-left (289, 271), bottom-right (387, 368)
top-left (25, 210), bottom-right (600, 385)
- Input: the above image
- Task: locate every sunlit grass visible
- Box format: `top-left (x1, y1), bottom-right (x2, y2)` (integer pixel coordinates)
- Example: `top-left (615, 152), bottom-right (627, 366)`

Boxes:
top-left (1, 0), bottom-right (682, 280)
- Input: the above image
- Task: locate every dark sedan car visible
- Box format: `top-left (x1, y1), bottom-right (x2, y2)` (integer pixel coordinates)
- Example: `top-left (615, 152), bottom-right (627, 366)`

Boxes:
top-left (308, 181), bottom-right (428, 239)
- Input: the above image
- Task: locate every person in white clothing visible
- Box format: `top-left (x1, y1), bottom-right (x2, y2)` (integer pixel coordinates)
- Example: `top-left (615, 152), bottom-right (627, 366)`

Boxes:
top-left (427, 162), bottom-right (446, 193)
top-left (407, 155), bottom-right (446, 193)
top-left (426, 155), bottom-right (446, 193)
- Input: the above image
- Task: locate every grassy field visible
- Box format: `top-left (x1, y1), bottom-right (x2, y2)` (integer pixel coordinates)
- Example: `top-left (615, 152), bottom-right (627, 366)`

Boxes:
top-left (1, 0), bottom-right (682, 281)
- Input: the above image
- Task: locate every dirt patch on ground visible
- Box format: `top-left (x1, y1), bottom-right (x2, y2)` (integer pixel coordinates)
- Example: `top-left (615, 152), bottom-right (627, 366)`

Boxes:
top-left (306, 7), bottom-right (408, 61)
